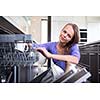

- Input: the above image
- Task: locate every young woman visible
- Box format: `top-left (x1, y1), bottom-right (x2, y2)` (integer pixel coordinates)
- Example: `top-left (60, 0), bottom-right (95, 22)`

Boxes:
top-left (32, 23), bottom-right (80, 75)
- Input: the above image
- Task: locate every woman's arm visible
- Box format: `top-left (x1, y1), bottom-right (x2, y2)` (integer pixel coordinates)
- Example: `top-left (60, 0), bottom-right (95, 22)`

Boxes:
top-left (36, 47), bottom-right (79, 64)
top-left (51, 54), bottom-right (79, 64)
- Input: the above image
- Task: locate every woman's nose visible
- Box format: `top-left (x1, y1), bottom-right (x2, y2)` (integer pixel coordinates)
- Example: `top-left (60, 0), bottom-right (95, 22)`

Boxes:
top-left (63, 33), bottom-right (68, 37)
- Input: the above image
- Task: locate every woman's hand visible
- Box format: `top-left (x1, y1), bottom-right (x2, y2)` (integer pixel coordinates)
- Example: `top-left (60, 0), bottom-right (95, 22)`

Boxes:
top-left (36, 47), bottom-right (52, 58)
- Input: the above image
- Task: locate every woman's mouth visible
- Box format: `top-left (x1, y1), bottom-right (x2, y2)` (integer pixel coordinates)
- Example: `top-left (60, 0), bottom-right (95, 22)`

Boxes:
top-left (60, 35), bottom-right (66, 42)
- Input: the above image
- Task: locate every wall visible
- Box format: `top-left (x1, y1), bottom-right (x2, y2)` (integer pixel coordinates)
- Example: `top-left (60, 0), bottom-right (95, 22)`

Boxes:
top-left (51, 16), bottom-right (100, 44)
top-left (5, 16), bottom-right (100, 44)
top-left (87, 17), bottom-right (100, 43)
top-left (28, 16), bottom-right (47, 43)
top-left (51, 16), bottom-right (87, 42)
top-left (4, 16), bottom-right (48, 43)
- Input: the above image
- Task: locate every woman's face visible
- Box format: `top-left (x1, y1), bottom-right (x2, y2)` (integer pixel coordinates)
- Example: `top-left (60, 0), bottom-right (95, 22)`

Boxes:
top-left (59, 25), bottom-right (74, 45)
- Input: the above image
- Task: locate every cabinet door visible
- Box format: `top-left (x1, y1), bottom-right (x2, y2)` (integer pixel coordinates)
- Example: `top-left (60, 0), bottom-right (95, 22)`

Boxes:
top-left (88, 23), bottom-right (100, 43)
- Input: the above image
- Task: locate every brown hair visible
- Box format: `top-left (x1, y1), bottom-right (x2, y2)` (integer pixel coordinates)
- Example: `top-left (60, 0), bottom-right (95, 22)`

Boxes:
top-left (62, 23), bottom-right (80, 48)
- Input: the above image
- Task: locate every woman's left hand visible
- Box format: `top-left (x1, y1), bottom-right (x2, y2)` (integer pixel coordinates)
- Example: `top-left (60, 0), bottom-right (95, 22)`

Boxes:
top-left (36, 47), bottom-right (52, 58)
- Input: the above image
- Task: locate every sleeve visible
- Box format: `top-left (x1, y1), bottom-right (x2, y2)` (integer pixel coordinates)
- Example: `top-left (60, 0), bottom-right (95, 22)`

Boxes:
top-left (70, 44), bottom-right (80, 61)
top-left (32, 42), bottom-right (51, 50)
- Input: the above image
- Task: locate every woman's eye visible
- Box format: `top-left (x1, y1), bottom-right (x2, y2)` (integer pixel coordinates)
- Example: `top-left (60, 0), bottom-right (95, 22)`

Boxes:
top-left (68, 34), bottom-right (71, 38)
top-left (63, 30), bottom-right (67, 33)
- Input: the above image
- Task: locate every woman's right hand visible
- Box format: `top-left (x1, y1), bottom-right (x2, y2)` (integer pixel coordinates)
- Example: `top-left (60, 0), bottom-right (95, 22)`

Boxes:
top-left (35, 47), bottom-right (52, 58)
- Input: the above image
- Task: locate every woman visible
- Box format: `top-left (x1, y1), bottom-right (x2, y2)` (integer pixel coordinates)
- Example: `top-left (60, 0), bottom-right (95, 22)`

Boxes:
top-left (33, 23), bottom-right (80, 75)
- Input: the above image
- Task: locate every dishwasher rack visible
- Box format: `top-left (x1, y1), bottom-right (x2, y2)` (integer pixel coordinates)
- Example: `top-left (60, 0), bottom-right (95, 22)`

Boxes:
top-left (0, 34), bottom-right (39, 83)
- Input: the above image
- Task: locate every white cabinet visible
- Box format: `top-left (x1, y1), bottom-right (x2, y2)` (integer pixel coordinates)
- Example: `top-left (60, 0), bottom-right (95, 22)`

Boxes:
top-left (87, 23), bottom-right (100, 43)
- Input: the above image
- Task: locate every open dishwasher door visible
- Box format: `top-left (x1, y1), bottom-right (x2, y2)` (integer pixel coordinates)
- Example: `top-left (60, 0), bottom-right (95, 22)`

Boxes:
top-left (53, 64), bottom-right (91, 83)
top-left (30, 64), bottom-right (91, 83)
